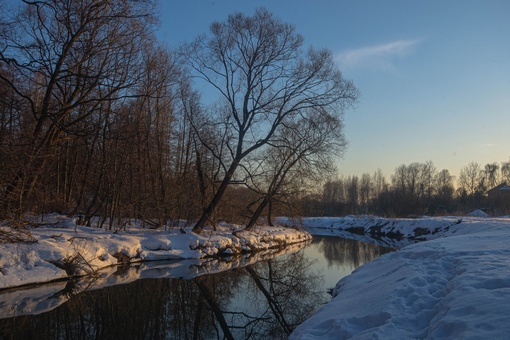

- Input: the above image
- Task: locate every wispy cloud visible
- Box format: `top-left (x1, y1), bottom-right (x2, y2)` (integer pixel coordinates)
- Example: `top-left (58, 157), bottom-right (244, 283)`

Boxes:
top-left (481, 143), bottom-right (498, 147)
top-left (335, 39), bottom-right (421, 72)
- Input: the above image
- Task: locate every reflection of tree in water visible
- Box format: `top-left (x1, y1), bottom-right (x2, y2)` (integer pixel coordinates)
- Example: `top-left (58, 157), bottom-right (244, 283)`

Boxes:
top-left (241, 252), bottom-right (326, 338)
top-left (0, 270), bottom-right (244, 339)
top-left (0, 253), bottom-right (325, 339)
top-left (315, 236), bottom-right (394, 268)
top-left (193, 252), bottom-right (325, 339)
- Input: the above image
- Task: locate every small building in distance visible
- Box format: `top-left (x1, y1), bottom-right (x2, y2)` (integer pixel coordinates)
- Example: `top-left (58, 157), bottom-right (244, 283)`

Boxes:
top-left (487, 183), bottom-right (510, 212)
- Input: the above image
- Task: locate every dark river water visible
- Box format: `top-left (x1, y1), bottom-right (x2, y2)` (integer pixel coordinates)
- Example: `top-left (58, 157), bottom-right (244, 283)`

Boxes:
top-left (0, 236), bottom-right (393, 339)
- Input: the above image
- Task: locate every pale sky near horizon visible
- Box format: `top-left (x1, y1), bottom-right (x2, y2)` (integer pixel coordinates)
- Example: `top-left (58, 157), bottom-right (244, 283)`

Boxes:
top-left (156, 0), bottom-right (510, 180)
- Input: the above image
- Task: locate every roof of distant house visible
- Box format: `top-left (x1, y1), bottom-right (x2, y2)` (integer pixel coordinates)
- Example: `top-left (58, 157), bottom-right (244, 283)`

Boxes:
top-left (488, 183), bottom-right (510, 193)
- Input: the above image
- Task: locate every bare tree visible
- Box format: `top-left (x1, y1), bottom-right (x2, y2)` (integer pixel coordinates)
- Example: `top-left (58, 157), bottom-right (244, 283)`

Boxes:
top-left (346, 175), bottom-right (359, 214)
top-left (458, 162), bottom-right (484, 196)
top-left (390, 162), bottom-right (437, 215)
top-left (359, 173), bottom-right (372, 213)
top-left (182, 8), bottom-right (359, 233)
top-left (0, 0), bottom-right (157, 215)
top-left (243, 107), bottom-right (346, 229)
top-left (484, 162), bottom-right (499, 189)
top-left (392, 164), bottom-right (408, 196)
top-left (458, 162), bottom-right (485, 208)
top-left (419, 160), bottom-right (437, 200)
top-left (370, 169), bottom-right (388, 214)
top-left (501, 160), bottom-right (510, 184)
top-left (434, 169), bottom-right (454, 204)
top-left (321, 177), bottom-right (347, 216)
top-left (372, 169), bottom-right (387, 198)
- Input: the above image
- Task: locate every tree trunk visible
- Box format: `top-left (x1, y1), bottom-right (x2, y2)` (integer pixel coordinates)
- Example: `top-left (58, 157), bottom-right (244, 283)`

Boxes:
top-left (244, 196), bottom-right (270, 231)
top-left (192, 159), bottom-right (239, 234)
top-left (267, 200), bottom-right (274, 226)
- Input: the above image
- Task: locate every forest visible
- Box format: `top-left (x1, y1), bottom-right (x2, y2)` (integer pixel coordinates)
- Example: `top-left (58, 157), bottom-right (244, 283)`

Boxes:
top-left (1, 1), bottom-right (507, 233)
top-left (307, 160), bottom-right (510, 217)
top-left (0, 1), bottom-right (358, 232)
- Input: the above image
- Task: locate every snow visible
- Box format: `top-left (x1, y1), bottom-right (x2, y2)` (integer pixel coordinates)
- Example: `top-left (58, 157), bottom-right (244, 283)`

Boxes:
top-left (290, 215), bottom-right (510, 339)
top-left (468, 209), bottom-right (488, 217)
top-left (3, 213), bottom-right (510, 338)
top-left (0, 214), bottom-right (311, 290)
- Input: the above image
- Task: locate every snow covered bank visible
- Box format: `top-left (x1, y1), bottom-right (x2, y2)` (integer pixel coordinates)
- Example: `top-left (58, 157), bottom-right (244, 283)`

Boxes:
top-left (0, 214), bottom-right (311, 290)
top-left (298, 215), bottom-right (509, 243)
top-left (0, 241), bottom-right (308, 319)
top-left (291, 216), bottom-right (510, 339)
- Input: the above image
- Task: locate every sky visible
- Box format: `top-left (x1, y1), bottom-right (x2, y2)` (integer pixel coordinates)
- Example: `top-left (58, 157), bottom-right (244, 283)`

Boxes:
top-left (156, 0), bottom-right (510, 180)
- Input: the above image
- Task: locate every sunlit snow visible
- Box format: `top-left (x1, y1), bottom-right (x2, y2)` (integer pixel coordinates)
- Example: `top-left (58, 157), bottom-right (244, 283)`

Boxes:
top-left (0, 214), bottom-right (310, 290)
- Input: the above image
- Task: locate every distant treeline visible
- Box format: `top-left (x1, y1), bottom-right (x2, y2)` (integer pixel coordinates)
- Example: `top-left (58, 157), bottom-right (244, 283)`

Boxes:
top-left (302, 160), bottom-right (510, 217)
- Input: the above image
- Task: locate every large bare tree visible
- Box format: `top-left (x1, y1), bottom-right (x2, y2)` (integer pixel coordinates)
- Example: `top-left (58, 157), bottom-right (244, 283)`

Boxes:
top-left (182, 8), bottom-right (359, 234)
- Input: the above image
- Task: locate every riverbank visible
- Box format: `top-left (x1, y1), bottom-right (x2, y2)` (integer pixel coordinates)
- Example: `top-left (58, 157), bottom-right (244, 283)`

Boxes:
top-left (297, 213), bottom-right (509, 242)
top-left (0, 214), bottom-right (311, 290)
top-left (291, 215), bottom-right (510, 339)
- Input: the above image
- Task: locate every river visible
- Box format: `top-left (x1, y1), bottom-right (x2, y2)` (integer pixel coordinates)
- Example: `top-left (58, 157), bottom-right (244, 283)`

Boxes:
top-left (0, 236), bottom-right (393, 339)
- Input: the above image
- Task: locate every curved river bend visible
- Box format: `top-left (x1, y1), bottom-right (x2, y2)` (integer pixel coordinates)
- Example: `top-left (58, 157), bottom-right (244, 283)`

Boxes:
top-left (0, 236), bottom-right (393, 339)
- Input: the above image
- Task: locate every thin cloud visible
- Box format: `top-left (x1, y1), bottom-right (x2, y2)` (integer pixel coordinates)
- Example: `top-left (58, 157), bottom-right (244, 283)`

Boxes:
top-left (481, 143), bottom-right (498, 147)
top-left (336, 39), bottom-right (421, 71)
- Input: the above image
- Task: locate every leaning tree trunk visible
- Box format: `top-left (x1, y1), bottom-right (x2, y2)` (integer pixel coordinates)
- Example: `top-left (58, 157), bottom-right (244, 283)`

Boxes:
top-left (244, 196), bottom-right (271, 231)
top-left (192, 159), bottom-right (239, 234)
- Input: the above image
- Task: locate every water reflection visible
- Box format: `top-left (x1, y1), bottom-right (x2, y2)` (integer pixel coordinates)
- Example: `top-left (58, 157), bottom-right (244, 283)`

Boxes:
top-left (0, 252), bottom-right (323, 339)
top-left (0, 242), bottom-right (310, 320)
top-left (0, 237), bottom-right (392, 339)
top-left (314, 236), bottom-right (394, 268)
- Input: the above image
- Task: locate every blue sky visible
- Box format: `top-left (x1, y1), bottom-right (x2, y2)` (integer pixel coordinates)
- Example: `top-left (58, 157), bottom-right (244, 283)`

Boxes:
top-left (157, 0), bottom-right (510, 179)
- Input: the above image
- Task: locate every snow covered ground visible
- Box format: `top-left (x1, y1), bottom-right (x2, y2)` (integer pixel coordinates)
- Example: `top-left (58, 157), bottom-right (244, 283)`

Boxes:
top-left (3, 213), bottom-right (510, 338)
top-left (291, 215), bottom-right (510, 339)
top-left (0, 214), bottom-right (311, 290)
